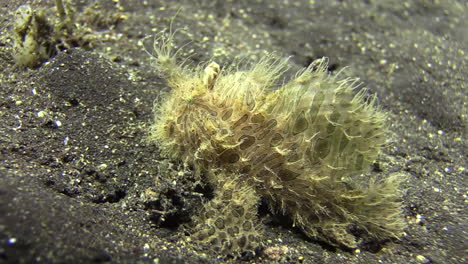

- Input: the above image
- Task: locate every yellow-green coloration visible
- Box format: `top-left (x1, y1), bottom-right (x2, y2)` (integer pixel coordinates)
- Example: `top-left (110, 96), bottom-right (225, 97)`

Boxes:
top-left (12, 1), bottom-right (93, 68)
top-left (12, 0), bottom-right (124, 68)
top-left (192, 178), bottom-right (262, 253)
top-left (12, 5), bottom-right (53, 68)
top-left (148, 30), bottom-right (406, 253)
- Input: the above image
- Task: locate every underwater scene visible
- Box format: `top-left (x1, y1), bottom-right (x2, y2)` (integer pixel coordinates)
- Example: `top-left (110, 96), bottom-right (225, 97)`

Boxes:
top-left (0, 0), bottom-right (466, 263)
